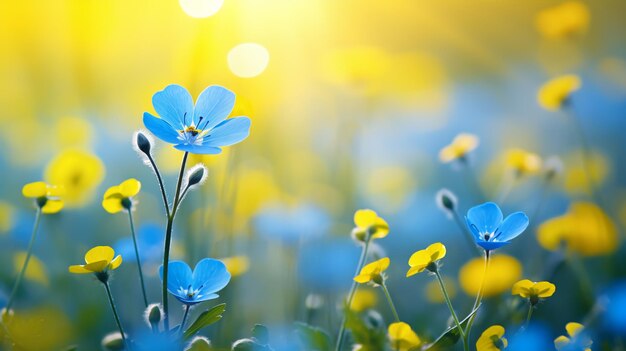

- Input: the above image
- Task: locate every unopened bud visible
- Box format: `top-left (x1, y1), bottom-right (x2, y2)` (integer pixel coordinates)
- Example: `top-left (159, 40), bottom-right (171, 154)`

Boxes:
top-left (186, 164), bottom-right (208, 188)
top-left (305, 294), bottom-right (324, 310)
top-left (101, 332), bottom-right (125, 351)
top-left (135, 131), bottom-right (152, 155)
top-left (436, 189), bottom-right (457, 219)
top-left (185, 336), bottom-right (212, 351)
top-left (544, 156), bottom-right (563, 181)
top-left (144, 303), bottom-right (163, 329)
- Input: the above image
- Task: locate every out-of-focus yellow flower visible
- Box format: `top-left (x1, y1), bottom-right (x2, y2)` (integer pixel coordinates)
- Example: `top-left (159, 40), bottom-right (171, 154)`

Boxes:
top-left (350, 289), bottom-right (378, 312)
top-left (476, 325), bottom-right (507, 351)
top-left (505, 148), bottom-right (542, 175)
top-left (538, 75), bottom-right (582, 111)
top-left (365, 166), bottom-right (416, 212)
top-left (535, 1), bottom-right (589, 39)
top-left (425, 276), bottom-right (456, 303)
top-left (55, 116), bottom-right (93, 149)
top-left (221, 256), bottom-right (250, 277)
top-left (352, 209), bottom-right (389, 242)
top-left (439, 133), bottom-right (479, 163)
top-left (45, 150), bottom-right (105, 207)
top-left (102, 178), bottom-right (141, 213)
top-left (0, 306), bottom-right (74, 350)
top-left (0, 201), bottom-right (15, 233)
top-left (69, 246), bottom-right (122, 274)
top-left (512, 279), bottom-right (556, 303)
top-left (354, 257), bottom-right (390, 285)
top-left (388, 322), bottom-right (422, 351)
top-left (537, 202), bottom-right (617, 256)
top-left (323, 47), bottom-right (391, 95)
top-left (459, 254), bottom-right (522, 297)
top-left (13, 252), bottom-right (48, 286)
top-left (555, 322), bottom-right (592, 351)
top-left (22, 181), bottom-right (64, 214)
top-left (563, 151), bottom-right (609, 195)
top-left (406, 243), bottom-right (446, 277)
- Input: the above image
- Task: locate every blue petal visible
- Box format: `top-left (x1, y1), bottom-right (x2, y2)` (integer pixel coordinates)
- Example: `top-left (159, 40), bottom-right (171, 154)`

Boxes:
top-left (174, 143), bottom-right (222, 155)
top-left (143, 112), bottom-right (180, 144)
top-left (466, 202), bottom-right (503, 234)
top-left (476, 241), bottom-right (509, 251)
top-left (193, 86), bottom-right (235, 131)
top-left (191, 258), bottom-right (231, 296)
top-left (159, 261), bottom-right (193, 299)
top-left (495, 212), bottom-right (529, 242)
top-left (202, 117), bottom-right (251, 147)
top-left (152, 84), bottom-right (194, 129)
top-left (465, 216), bottom-right (481, 240)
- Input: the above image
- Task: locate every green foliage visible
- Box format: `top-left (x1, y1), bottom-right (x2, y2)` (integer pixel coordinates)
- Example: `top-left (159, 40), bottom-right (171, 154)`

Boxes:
top-left (422, 305), bottom-right (481, 350)
top-left (294, 322), bottom-right (331, 351)
top-left (183, 303), bottom-right (226, 340)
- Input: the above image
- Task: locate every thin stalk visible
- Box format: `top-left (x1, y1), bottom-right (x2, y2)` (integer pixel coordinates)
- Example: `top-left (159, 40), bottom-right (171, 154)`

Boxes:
top-left (381, 282), bottom-right (400, 323)
top-left (103, 282), bottom-right (129, 349)
top-left (525, 303), bottom-right (534, 328)
top-left (463, 250), bottom-right (491, 351)
top-left (452, 210), bottom-right (481, 257)
top-left (147, 154), bottom-right (171, 217)
top-left (162, 152), bottom-right (189, 330)
top-left (335, 237), bottom-right (372, 351)
top-left (434, 271), bottom-right (465, 341)
top-left (6, 208), bottom-right (42, 311)
top-left (180, 305), bottom-right (191, 333)
top-left (128, 210), bottom-right (149, 307)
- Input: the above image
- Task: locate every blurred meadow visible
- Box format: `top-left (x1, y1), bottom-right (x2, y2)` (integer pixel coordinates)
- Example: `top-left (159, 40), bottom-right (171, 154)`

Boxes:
top-left (1, 0), bottom-right (626, 350)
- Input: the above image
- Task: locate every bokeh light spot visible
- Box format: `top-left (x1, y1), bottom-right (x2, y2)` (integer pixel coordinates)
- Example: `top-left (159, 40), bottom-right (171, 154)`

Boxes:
top-left (227, 43), bottom-right (270, 78)
top-left (179, 0), bottom-right (223, 18)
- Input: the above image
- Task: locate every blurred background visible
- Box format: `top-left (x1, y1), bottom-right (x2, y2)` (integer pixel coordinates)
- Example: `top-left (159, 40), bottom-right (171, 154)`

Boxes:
top-left (1, 0), bottom-right (626, 350)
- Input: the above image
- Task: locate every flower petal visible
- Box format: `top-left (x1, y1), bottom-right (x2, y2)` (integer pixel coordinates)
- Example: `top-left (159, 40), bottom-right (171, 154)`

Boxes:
top-left (109, 255), bottom-right (123, 270)
top-left (102, 198), bottom-right (124, 214)
top-left (476, 241), bottom-right (509, 251)
top-left (119, 178), bottom-right (141, 197)
top-left (22, 182), bottom-right (48, 198)
top-left (354, 209), bottom-right (378, 228)
top-left (152, 84), bottom-right (194, 128)
top-left (143, 112), bottom-right (181, 144)
top-left (535, 281), bottom-right (556, 298)
top-left (68, 265), bottom-right (92, 274)
top-left (84, 260), bottom-right (110, 273)
top-left (160, 261), bottom-right (193, 298)
top-left (193, 85), bottom-right (235, 130)
top-left (174, 143), bottom-right (222, 155)
top-left (85, 246), bottom-right (115, 264)
top-left (511, 279), bottom-right (534, 297)
top-left (42, 199), bottom-right (64, 214)
top-left (495, 212), bottom-right (529, 242)
top-left (191, 258), bottom-right (231, 296)
top-left (406, 265), bottom-right (425, 277)
top-left (427, 242), bottom-right (446, 261)
top-left (201, 117), bottom-right (251, 147)
top-left (467, 202), bottom-right (503, 235)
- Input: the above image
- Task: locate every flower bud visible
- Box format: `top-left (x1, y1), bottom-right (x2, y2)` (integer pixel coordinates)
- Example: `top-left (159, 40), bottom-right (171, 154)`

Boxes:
top-left (544, 156), bottom-right (564, 181)
top-left (135, 131), bottom-right (152, 155)
top-left (231, 338), bottom-right (257, 351)
top-left (186, 164), bottom-right (208, 188)
top-left (305, 293), bottom-right (324, 310)
top-left (101, 332), bottom-right (125, 351)
top-left (436, 188), bottom-right (457, 219)
top-left (185, 336), bottom-right (212, 351)
top-left (144, 303), bottom-right (163, 329)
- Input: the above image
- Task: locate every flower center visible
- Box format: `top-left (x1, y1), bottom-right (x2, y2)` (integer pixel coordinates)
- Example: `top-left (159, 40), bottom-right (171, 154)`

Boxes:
top-left (178, 125), bottom-right (207, 146)
top-left (177, 284), bottom-right (204, 299)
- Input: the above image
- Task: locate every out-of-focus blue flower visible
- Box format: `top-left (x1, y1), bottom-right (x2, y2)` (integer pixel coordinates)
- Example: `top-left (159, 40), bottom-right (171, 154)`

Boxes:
top-left (298, 239), bottom-right (360, 293)
top-left (133, 330), bottom-right (182, 351)
top-left (508, 323), bottom-right (553, 351)
top-left (114, 223), bottom-right (163, 266)
top-left (159, 258), bottom-right (231, 305)
top-left (143, 84), bottom-right (251, 154)
top-left (253, 202), bottom-right (330, 245)
top-left (465, 202), bottom-right (529, 251)
top-left (601, 280), bottom-right (626, 335)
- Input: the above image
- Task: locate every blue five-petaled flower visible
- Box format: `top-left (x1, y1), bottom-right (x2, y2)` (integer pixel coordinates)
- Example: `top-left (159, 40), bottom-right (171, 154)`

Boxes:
top-left (465, 202), bottom-right (529, 251)
top-left (143, 84), bottom-right (251, 154)
top-left (159, 258), bottom-right (231, 305)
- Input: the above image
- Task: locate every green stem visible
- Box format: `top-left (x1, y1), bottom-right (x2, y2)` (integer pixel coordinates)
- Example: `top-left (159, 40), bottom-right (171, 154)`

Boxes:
top-left (463, 250), bottom-right (490, 351)
top-left (335, 237), bottom-right (371, 351)
top-left (128, 210), bottom-right (149, 308)
top-left (180, 305), bottom-right (191, 334)
top-left (6, 208), bottom-right (42, 311)
top-left (434, 271), bottom-right (465, 341)
top-left (162, 152), bottom-right (189, 331)
top-left (381, 282), bottom-right (400, 323)
top-left (147, 154), bottom-right (171, 217)
top-left (525, 302), bottom-right (534, 328)
top-left (103, 282), bottom-right (129, 349)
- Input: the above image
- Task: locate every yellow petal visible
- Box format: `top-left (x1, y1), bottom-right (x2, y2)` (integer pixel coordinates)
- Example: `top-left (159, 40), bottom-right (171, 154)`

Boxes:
top-left (406, 265), bottom-right (425, 277)
top-left (85, 246), bottom-right (114, 264)
top-left (538, 75), bottom-right (582, 111)
top-left (511, 279), bottom-right (534, 298)
top-left (427, 242), bottom-right (446, 261)
top-left (83, 260), bottom-right (110, 273)
top-left (68, 265), bottom-right (92, 274)
top-left (22, 182), bottom-right (48, 198)
top-left (554, 335), bottom-right (570, 350)
top-left (370, 217), bottom-right (390, 239)
top-left (476, 325), bottom-right (505, 351)
top-left (566, 322), bottom-right (584, 338)
top-left (109, 255), bottom-right (123, 270)
top-left (377, 257), bottom-right (390, 271)
top-left (354, 209), bottom-right (378, 228)
top-left (408, 249), bottom-right (431, 267)
top-left (102, 197), bottom-right (124, 214)
top-left (103, 186), bottom-right (122, 199)
top-left (41, 199), bottom-right (64, 214)
top-left (354, 274), bottom-right (372, 284)
top-left (119, 178), bottom-right (141, 197)
top-left (439, 145), bottom-right (458, 163)
top-left (46, 185), bottom-right (65, 197)
top-left (454, 133), bottom-right (479, 152)
top-left (534, 281), bottom-right (556, 298)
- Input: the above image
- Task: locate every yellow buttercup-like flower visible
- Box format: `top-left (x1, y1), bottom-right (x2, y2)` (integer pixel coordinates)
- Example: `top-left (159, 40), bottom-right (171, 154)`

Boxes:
top-left (352, 209), bottom-right (389, 241)
top-left (45, 149), bottom-right (105, 207)
top-left (387, 322), bottom-right (422, 351)
top-left (69, 246), bottom-right (122, 275)
top-left (350, 289), bottom-right (378, 312)
top-left (22, 181), bottom-right (64, 214)
top-left (354, 257), bottom-right (390, 285)
top-left (555, 322), bottom-right (592, 351)
top-left (102, 178), bottom-right (141, 214)
top-left (221, 256), bottom-right (250, 277)
top-left (538, 75), bottom-right (582, 111)
top-left (476, 325), bottom-right (507, 351)
top-left (406, 242), bottom-right (446, 277)
top-left (512, 279), bottom-right (556, 304)
top-left (439, 133), bottom-right (479, 163)
top-left (506, 149), bottom-right (542, 175)
top-left (459, 254), bottom-right (522, 297)
top-left (535, 1), bottom-right (589, 39)
top-left (537, 202), bottom-right (618, 256)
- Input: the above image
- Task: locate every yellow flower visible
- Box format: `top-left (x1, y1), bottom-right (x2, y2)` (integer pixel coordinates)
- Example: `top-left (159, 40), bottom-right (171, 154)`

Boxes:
top-left (13, 252), bottom-right (48, 286)
top-left (45, 150), bottom-right (105, 207)
top-left (459, 254), bottom-right (522, 297)
top-left (0, 306), bottom-right (73, 350)
top-left (439, 133), bottom-right (479, 163)
top-left (535, 1), bottom-right (589, 39)
top-left (555, 322), bottom-right (592, 351)
top-left (476, 325), bottom-right (507, 351)
top-left (388, 322), bottom-right (422, 351)
top-left (350, 289), bottom-right (378, 312)
top-left (22, 181), bottom-right (64, 214)
top-left (506, 148), bottom-right (542, 175)
top-left (221, 256), bottom-right (250, 277)
top-left (406, 242), bottom-right (446, 277)
top-left (54, 116), bottom-right (93, 149)
top-left (512, 279), bottom-right (556, 304)
top-left (425, 276), bottom-right (456, 303)
top-left (354, 257), bottom-right (390, 285)
top-left (102, 178), bottom-right (141, 213)
top-left (537, 202), bottom-right (618, 256)
top-left (69, 246), bottom-right (122, 274)
top-left (537, 75), bottom-right (582, 111)
top-left (563, 150), bottom-right (609, 195)
top-left (352, 209), bottom-right (389, 241)
top-left (0, 201), bottom-right (15, 233)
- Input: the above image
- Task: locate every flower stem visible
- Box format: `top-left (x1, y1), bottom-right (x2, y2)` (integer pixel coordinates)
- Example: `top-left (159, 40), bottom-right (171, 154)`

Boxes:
top-left (381, 282), bottom-right (400, 323)
top-left (463, 250), bottom-right (490, 350)
top-left (6, 208), bottom-right (41, 311)
top-left (335, 237), bottom-right (371, 351)
top-left (180, 305), bottom-right (191, 334)
top-left (128, 210), bottom-right (149, 308)
top-left (162, 151), bottom-right (189, 331)
top-left (103, 281), bottom-right (129, 349)
top-left (434, 271), bottom-right (465, 341)
top-left (147, 154), bottom-right (171, 217)
top-left (452, 209), bottom-right (481, 257)
top-left (525, 302), bottom-right (534, 328)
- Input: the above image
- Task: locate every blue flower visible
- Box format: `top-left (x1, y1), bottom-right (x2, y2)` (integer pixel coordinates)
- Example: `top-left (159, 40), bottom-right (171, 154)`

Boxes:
top-left (114, 223), bottom-right (163, 268)
top-left (159, 258), bottom-right (231, 305)
top-left (465, 202), bottom-right (529, 251)
top-left (143, 84), bottom-right (251, 154)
